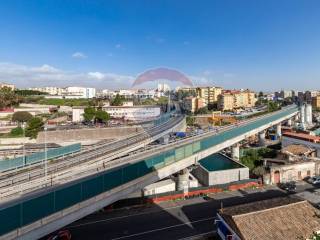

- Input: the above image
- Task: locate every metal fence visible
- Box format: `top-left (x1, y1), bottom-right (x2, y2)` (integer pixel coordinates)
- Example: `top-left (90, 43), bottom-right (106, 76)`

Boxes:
top-left (153, 111), bottom-right (172, 126)
top-left (0, 106), bottom-right (298, 236)
top-left (0, 143), bottom-right (81, 172)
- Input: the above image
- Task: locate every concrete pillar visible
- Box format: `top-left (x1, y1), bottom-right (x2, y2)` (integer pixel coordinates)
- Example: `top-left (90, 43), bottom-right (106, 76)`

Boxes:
top-left (317, 149), bottom-right (320, 158)
top-left (159, 134), bottom-right (170, 144)
top-left (287, 118), bottom-right (292, 127)
top-left (231, 144), bottom-right (240, 161)
top-left (177, 168), bottom-right (189, 192)
top-left (295, 114), bottom-right (299, 121)
top-left (259, 131), bottom-right (266, 147)
top-left (276, 123), bottom-right (282, 138)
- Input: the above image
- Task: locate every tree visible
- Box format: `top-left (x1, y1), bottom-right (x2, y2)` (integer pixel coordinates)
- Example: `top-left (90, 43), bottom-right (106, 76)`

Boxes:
top-left (207, 103), bottom-right (218, 111)
top-left (195, 107), bottom-right (209, 115)
top-left (268, 101), bottom-right (280, 112)
top-left (95, 110), bottom-right (110, 123)
top-left (25, 117), bottom-right (44, 139)
top-left (14, 89), bottom-right (47, 96)
top-left (252, 166), bottom-right (266, 177)
top-left (258, 91), bottom-right (264, 98)
top-left (186, 116), bottom-right (195, 126)
top-left (12, 111), bottom-right (33, 124)
top-left (310, 232), bottom-right (320, 240)
top-left (10, 127), bottom-right (24, 137)
top-left (83, 107), bottom-right (96, 122)
top-left (0, 87), bottom-right (20, 109)
top-left (157, 96), bottom-right (168, 105)
top-left (111, 94), bottom-right (124, 106)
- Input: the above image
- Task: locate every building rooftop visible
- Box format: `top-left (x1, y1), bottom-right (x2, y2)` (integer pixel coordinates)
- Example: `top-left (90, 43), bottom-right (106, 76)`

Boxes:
top-left (282, 144), bottom-right (314, 156)
top-left (219, 197), bottom-right (320, 240)
top-left (283, 131), bottom-right (320, 143)
top-left (199, 153), bottom-right (245, 171)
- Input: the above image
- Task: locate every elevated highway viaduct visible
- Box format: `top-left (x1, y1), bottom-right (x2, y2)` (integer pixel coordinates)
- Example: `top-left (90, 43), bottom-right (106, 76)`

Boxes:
top-left (0, 105), bottom-right (299, 240)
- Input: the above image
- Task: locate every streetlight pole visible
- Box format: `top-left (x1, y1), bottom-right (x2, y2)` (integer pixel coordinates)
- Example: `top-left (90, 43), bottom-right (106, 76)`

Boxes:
top-left (22, 122), bottom-right (26, 166)
top-left (44, 123), bottom-right (48, 180)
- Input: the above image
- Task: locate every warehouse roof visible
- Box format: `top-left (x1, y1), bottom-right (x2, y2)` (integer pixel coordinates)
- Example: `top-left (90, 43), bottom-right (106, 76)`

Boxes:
top-left (219, 197), bottom-right (320, 240)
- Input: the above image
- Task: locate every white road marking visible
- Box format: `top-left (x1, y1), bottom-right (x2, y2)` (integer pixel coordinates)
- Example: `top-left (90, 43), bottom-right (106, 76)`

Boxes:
top-left (177, 230), bottom-right (216, 240)
top-left (68, 204), bottom-right (186, 228)
top-left (109, 217), bottom-right (215, 240)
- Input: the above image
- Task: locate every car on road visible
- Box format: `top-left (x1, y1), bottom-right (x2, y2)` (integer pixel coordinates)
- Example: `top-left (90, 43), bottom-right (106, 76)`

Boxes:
top-left (278, 181), bottom-right (296, 193)
top-left (47, 230), bottom-right (71, 240)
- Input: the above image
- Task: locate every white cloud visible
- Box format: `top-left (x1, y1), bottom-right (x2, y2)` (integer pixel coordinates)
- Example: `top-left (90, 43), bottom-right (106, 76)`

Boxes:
top-left (0, 62), bottom-right (134, 89)
top-left (32, 64), bottom-right (60, 73)
top-left (115, 44), bottom-right (122, 49)
top-left (72, 52), bottom-right (87, 59)
top-left (88, 72), bottom-right (105, 80)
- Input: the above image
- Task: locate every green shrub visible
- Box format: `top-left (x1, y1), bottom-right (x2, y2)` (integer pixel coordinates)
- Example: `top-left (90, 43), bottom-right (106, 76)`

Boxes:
top-left (10, 127), bottom-right (24, 137)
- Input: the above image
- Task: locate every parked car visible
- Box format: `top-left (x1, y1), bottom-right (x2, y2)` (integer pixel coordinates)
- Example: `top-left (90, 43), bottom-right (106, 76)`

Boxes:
top-left (278, 181), bottom-right (296, 193)
top-left (309, 176), bottom-right (320, 185)
top-left (47, 230), bottom-right (71, 240)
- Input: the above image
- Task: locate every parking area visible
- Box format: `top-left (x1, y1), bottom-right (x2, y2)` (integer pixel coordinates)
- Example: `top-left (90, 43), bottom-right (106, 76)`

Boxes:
top-left (293, 181), bottom-right (320, 205)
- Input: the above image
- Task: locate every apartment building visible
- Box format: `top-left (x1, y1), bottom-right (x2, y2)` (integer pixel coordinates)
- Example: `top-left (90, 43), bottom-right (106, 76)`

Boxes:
top-left (218, 90), bottom-right (257, 111)
top-left (72, 105), bottom-right (160, 122)
top-left (64, 87), bottom-right (95, 98)
top-left (196, 86), bottom-right (222, 105)
top-left (29, 86), bottom-right (96, 98)
top-left (29, 86), bottom-right (65, 95)
top-left (183, 97), bottom-right (206, 113)
top-left (312, 95), bottom-right (320, 109)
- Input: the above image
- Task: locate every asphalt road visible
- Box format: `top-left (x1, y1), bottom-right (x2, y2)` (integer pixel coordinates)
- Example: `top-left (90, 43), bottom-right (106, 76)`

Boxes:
top-left (66, 187), bottom-right (289, 240)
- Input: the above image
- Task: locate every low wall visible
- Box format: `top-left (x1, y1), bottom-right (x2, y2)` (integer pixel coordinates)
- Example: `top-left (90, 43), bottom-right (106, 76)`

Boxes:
top-left (0, 137), bottom-right (36, 145)
top-left (19, 104), bottom-right (72, 112)
top-left (37, 126), bottom-right (144, 143)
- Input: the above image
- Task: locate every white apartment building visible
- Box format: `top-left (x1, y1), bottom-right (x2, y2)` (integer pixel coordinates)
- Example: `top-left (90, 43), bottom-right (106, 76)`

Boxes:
top-left (72, 105), bottom-right (161, 122)
top-left (103, 106), bottom-right (160, 120)
top-left (29, 87), bottom-right (65, 95)
top-left (29, 86), bottom-right (96, 98)
top-left (157, 83), bottom-right (170, 92)
top-left (100, 89), bottom-right (157, 99)
top-left (65, 87), bottom-right (96, 98)
top-left (280, 90), bottom-right (293, 99)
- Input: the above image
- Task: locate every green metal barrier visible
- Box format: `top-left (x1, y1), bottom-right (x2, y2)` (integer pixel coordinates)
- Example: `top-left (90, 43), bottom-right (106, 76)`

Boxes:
top-left (0, 106), bottom-right (298, 236)
top-left (0, 143), bottom-right (81, 172)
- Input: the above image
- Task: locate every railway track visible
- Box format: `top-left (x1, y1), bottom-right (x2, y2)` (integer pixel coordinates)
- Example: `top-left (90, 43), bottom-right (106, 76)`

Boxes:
top-left (0, 116), bottom-right (184, 189)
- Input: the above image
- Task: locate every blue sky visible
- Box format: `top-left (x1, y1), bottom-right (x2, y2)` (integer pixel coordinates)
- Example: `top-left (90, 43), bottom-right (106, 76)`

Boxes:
top-left (0, 0), bottom-right (320, 90)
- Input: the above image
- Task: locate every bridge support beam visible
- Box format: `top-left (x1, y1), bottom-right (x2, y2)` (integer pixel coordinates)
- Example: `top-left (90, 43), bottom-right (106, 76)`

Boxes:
top-left (177, 168), bottom-right (189, 193)
top-left (287, 118), bottom-right (292, 127)
top-left (231, 144), bottom-right (240, 161)
top-left (259, 131), bottom-right (266, 147)
top-left (276, 123), bottom-right (282, 138)
top-left (295, 114), bottom-right (299, 121)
